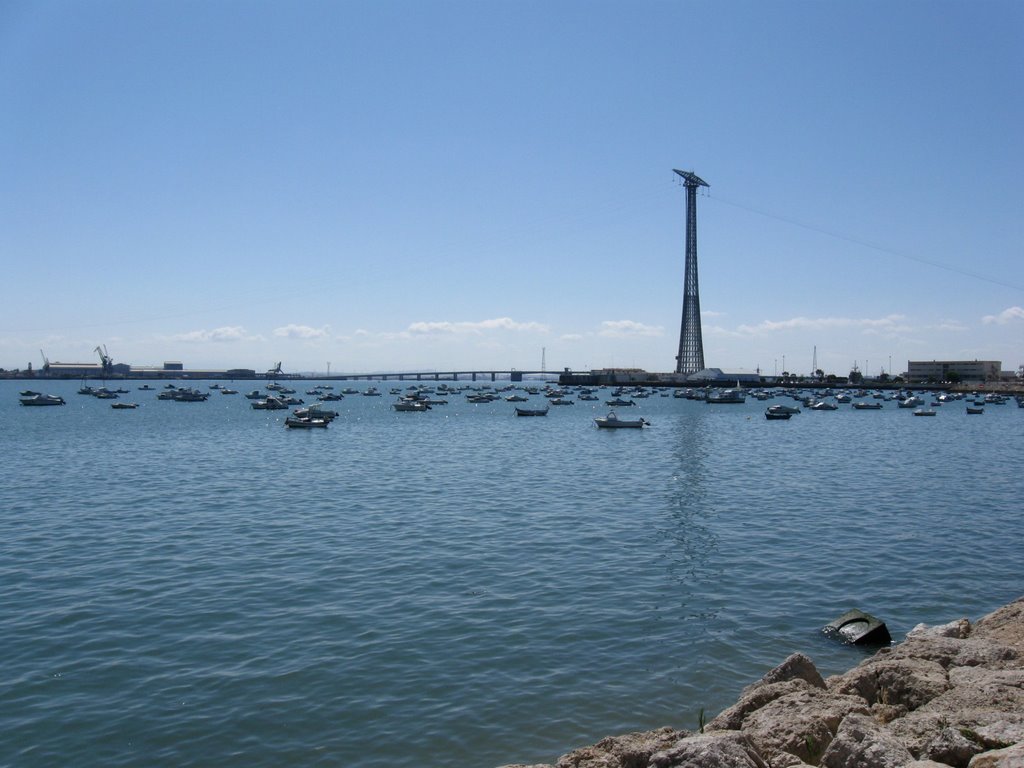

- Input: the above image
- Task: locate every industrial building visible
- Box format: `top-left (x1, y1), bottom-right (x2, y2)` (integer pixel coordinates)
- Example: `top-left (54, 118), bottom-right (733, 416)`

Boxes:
top-left (906, 360), bottom-right (1001, 384)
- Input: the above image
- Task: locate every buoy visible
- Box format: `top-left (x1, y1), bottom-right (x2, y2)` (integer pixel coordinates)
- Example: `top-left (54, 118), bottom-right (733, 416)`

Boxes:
top-left (823, 609), bottom-right (892, 646)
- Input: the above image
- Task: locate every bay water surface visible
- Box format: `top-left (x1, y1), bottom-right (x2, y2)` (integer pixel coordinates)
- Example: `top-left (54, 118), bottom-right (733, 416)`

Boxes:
top-left (2, 380), bottom-right (1022, 767)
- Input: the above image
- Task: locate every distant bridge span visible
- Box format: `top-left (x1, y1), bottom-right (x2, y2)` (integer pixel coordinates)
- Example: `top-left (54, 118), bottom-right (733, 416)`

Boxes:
top-left (335, 369), bottom-right (552, 382)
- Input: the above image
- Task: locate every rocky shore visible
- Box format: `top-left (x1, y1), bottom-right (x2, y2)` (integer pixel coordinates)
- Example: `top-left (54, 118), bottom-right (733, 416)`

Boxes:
top-left (500, 596), bottom-right (1024, 768)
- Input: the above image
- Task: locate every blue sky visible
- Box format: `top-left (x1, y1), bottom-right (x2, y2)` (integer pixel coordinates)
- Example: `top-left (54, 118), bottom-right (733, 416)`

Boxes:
top-left (2, 0), bottom-right (1022, 377)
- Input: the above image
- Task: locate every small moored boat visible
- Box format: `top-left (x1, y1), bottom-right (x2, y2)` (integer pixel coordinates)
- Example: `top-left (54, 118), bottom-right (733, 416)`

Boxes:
top-left (19, 393), bottom-right (66, 406)
top-left (392, 400), bottom-right (430, 412)
top-left (514, 407), bottom-right (549, 416)
top-left (594, 411), bottom-right (649, 429)
top-left (285, 416), bottom-right (328, 428)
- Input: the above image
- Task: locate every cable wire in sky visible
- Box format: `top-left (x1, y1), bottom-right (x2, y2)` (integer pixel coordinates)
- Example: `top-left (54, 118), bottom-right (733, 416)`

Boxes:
top-left (706, 192), bottom-right (1023, 293)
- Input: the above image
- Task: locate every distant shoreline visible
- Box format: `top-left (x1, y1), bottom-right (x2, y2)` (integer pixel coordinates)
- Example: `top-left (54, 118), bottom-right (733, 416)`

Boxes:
top-left (2, 371), bottom-right (1022, 394)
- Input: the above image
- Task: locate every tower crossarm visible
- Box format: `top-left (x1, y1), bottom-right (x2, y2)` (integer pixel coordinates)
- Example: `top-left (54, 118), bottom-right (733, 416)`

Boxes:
top-left (673, 169), bottom-right (709, 188)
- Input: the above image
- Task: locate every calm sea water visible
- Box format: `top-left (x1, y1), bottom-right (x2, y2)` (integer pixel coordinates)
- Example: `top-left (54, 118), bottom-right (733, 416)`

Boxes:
top-left (2, 380), bottom-right (1022, 767)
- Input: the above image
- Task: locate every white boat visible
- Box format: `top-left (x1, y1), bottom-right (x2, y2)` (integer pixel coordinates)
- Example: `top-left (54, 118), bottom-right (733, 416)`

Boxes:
top-left (293, 404), bottom-right (338, 421)
top-left (852, 401), bottom-right (883, 410)
top-left (706, 388), bottom-right (746, 404)
top-left (392, 400), bottom-right (430, 412)
top-left (594, 411), bottom-right (649, 429)
top-left (808, 401), bottom-right (838, 411)
top-left (913, 408), bottom-right (937, 416)
top-left (19, 393), bottom-right (66, 406)
top-left (251, 397), bottom-right (288, 410)
top-left (765, 404), bottom-right (800, 419)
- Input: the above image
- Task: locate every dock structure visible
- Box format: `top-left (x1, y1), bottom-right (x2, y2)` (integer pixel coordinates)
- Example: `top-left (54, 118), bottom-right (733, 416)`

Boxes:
top-left (673, 169), bottom-right (708, 376)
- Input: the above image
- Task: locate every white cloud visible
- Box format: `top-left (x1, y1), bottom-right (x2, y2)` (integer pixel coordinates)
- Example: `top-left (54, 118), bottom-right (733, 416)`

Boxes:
top-left (735, 314), bottom-right (908, 335)
top-left (273, 324), bottom-right (330, 339)
top-left (171, 326), bottom-right (260, 343)
top-left (560, 333), bottom-right (585, 341)
top-left (982, 306), bottom-right (1024, 325)
top-left (407, 317), bottom-right (549, 335)
top-left (597, 320), bottom-right (663, 338)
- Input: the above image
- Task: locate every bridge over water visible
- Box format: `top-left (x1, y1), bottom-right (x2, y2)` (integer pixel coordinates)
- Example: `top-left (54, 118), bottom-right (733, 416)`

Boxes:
top-left (335, 369), bottom-right (552, 382)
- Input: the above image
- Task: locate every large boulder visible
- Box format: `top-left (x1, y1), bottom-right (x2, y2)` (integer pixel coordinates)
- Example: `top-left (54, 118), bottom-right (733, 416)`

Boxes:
top-left (707, 679), bottom-right (818, 732)
top-left (648, 731), bottom-right (767, 768)
top-left (967, 742), bottom-right (1024, 767)
top-left (818, 712), bottom-right (914, 768)
top-left (970, 597), bottom-right (1024, 653)
top-left (738, 687), bottom-right (870, 762)
top-left (918, 726), bottom-right (985, 767)
top-left (827, 657), bottom-right (949, 711)
top-left (707, 653), bottom-right (826, 731)
top-left (554, 727), bottom-right (689, 768)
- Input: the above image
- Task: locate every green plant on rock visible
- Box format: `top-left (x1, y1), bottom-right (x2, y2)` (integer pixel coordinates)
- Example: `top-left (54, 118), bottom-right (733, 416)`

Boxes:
top-left (804, 734), bottom-right (823, 764)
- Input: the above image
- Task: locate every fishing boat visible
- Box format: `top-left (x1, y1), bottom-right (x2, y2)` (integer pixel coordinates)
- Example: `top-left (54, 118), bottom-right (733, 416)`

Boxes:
top-left (808, 400), bottom-right (838, 411)
top-left (765, 405), bottom-right (799, 420)
top-left (251, 397), bottom-right (288, 410)
top-left (293, 404), bottom-right (338, 421)
top-left (392, 400), bottom-right (430, 412)
top-left (19, 393), bottom-right (66, 406)
top-left (966, 406), bottom-right (984, 415)
top-left (912, 408), bottom-right (937, 416)
top-left (111, 402), bottom-right (138, 409)
top-left (706, 388), bottom-right (746, 404)
top-left (852, 401), bottom-right (883, 410)
top-left (284, 416), bottom-right (328, 429)
top-left (514, 407), bottom-right (549, 417)
top-left (594, 411), bottom-right (649, 429)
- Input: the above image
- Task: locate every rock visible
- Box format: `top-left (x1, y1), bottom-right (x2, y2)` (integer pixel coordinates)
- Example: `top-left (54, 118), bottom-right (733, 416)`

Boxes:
top-left (707, 679), bottom-right (817, 731)
top-left (827, 657), bottom-right (949, 711)
top-left (818, 712), bottom-right (914, 768)
top-left (905, 761), bottom-right (956, 768)
top-left (768, 754), bottom-right (814, 768)
top-left (756, 652), bottom-right (827, 690)
top-left (967, 742), bottom-right (1024, 767)
top-left (973, 720), bottom-right (1024, 750)
top-left (738, 687), bottom-right (870, 762)
top-left (648, 731), bottom-right (767, 768)
top-left (919, 726), bottom-right (985, 767)
top-left (970, 597), bottom-right (1024, 653)
top-left (908, 619), bottom-right (972, 640)
top-left (707, 654), bottom-right (826, 732)
top-left (554, 727), bottom-right (689, 768)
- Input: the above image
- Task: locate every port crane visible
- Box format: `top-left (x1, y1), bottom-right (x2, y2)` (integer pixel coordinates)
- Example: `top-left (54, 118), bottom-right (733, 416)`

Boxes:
top-left (95, 345), bottom-right (113, 376)
top-left (39, 350), bottom-right (50, 375)
top-left (267, 361), bottom-right (282, 377)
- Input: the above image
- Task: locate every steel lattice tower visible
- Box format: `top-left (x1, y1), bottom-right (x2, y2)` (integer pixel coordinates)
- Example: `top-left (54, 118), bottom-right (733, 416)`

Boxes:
top-left (673, 169), bottom-right (708, 375)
